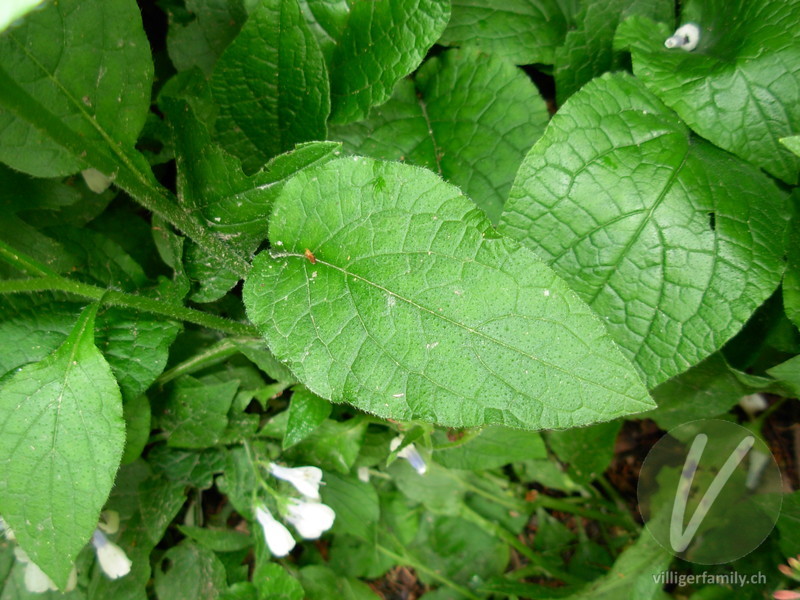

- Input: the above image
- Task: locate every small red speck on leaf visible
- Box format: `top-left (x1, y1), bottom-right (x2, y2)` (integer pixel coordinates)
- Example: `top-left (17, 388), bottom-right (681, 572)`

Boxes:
top-left (304, 248), bottom-right (317, 264)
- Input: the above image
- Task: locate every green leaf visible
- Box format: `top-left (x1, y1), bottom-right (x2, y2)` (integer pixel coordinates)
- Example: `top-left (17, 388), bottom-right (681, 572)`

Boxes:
top-left (301, 0), bottom-right (450, 124)
top-left (285, 418), bottom-right (367, 474)
top-left (438, 0), bottom-right (579, 65)
top-left (253, 563), bottom-right (304, 600)
top-left (210, 0), bottom-right (329, 172)
top-left (561, 527), bottom-right (671, 600)
top-left (0, 303), bottom-right (124, 587)
top-left (433, 426), bottom-right (547, 471)
top-left (553, 0), bottom-right (673, 105)
top-left (331, 48), bottom-right (549, 223)
top-left (243, 156), bottom-right (652, 430)
top-left (646, 353), bottom-right (765, 430)
top-left (154, 541), bottom-right (228, 600)
top-left (781, 135), bottom-right (800, 158)
top-left (166, 0), bottom-right (248, 74)
top-left (177, 525), bottom-right (253, 552)
top-left (501, 73), bottom-right (789, 388)
top-left (390, 460), bottom-right (466, 515)
top-left (546, 420), bottom-right (621, 484)
top-left (0, 294), bottom-right (180, 402)
top-left (784, 204), bottom-right (800, 331)
top-left (297, 565), bottom-right (380, 600)
top-left (319, 472), bottom-right (379, 542)
top-left (0, 0), bottom-right (153, 177)
top-left (160, 376), bottom-right (239, 449)
top-left (776, 491), bottom-right (800, 557)
top-left (413, 514), bottom-right (509, 588)
top-left (766, 354), bottom-right (800, 398)
top-left (616, 1), bottom-right (800, 184)
top-left (121, 393), bottom-right (151, 465)
top-left (283, 386), bottom-right (332, 448)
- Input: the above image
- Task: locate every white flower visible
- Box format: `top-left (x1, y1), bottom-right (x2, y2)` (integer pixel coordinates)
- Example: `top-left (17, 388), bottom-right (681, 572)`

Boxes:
top-left (268, 463), bottom-right (323, 500)
top-left (357, 466), bottom-right (370, 483)
top-left (284, 499), bottom-right (335, 540)
top-left (664, 23), bottom-right (700, 51)
top-left (92, 530), bottom-right (132, 579)
top-left (390, 436), bottom-right (427, 475)
top-left (739, 393), bottom-right (768, 415)
top-left (13, 547), bottom-right (77, 593)
top-left (255, 505), bottom-right (296, 557)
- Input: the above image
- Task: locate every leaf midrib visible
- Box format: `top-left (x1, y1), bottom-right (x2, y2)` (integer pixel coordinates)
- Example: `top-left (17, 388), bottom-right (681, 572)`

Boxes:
top-left (272, 250), bottom-right (649, 405)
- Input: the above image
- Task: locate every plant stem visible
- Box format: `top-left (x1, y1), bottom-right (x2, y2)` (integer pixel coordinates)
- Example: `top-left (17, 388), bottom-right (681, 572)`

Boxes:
top-left (0, 276), bottom-right (257, 337)
top-left (156, 338), bottom-right (259, 386)
top-left (0, 64), bottom-right (251, 280)
top-left (459, 504), bottom-right (584, 585)
top-left (376, 543), bottom-right (482, 600)
top-left (0, 239), bottom-right (58, 277)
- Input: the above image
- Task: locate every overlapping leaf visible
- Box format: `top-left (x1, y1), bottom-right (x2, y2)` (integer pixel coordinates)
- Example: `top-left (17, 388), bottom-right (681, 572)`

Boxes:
top-left (553, 0), bottom-right (673, 105)
top-left (616, 0), bottom-right (800, 183)
top-left (501, 73), bottom-right (788, 388)
top-left (244, 156), bottom-right (652, 430)
top-left (210, 0), bottom-right (329, 173)
top-left (331, 48), bottom-right (549, 223)
top-left (0, 0), bottom-right (153, 177)
top-left (300, 0), bottom-right (450, 124)
top-left (438, 0), bottom-right (579, 65)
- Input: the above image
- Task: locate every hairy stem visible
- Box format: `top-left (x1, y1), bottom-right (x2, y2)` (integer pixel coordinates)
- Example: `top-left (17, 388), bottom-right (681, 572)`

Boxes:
top-left (0, 277), bottom-right (257, 337)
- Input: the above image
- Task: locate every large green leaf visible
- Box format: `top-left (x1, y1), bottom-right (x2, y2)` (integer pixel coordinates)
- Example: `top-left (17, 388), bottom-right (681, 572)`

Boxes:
top-left (0, 0), bottom-right (153, 177)
top-left (501, 73), bottom-right (788, 388)
top-left (0, 304), bottom-right (125, 587)
top-left (243, 156), bottom-right (652, 430)
top-left (300, 0), bottom-right (450, 124)
top-left (616, 0), bottom-right (800, 184)
top-left (553, 0), bottom-right (673, 105)
top-left (330, 48), bottom-right (549, 223)
top-left (210, 0), bottom-right (329, 173)
top-left (437, 0), bottom-right (579, 65)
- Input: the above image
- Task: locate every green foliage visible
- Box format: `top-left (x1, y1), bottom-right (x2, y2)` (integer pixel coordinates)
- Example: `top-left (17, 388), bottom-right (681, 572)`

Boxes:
top-left (244, 156), bottom-right (652, 429)
top-left (0, 304), bottom-right (124, 587)
top-left (1, 0), bottom-right (799, 598)
top-left (502, 72), bottom-right (788, 388)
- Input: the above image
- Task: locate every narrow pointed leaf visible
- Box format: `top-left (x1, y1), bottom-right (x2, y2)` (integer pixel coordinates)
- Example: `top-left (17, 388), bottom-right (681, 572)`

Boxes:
top-left (300, 0), bottom-right (450, 124)
top-left (210, 0), bottom-right (329, 172)
top-left (0, 303), bottom-right (125, 587)
top-left (243, 157), bottom-right (652, 430)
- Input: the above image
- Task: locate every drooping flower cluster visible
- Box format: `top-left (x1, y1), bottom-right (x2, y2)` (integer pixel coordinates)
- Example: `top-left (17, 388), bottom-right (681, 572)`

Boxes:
top-left (254, 464), bottom-right (336, 557)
